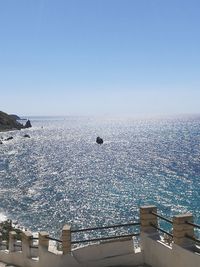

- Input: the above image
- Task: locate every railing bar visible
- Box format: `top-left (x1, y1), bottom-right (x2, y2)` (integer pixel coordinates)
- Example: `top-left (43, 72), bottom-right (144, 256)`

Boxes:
top-left (151, 211), bottom-right (172, 224)
top-left (185, 234), bottom-right (200, 244)
top-left (30, 245), bottom-right (39, 249)
top-left (45, 236), bottom-right (62, 243)
top-left (71, 222), bottom-right (140, 233)
top-left (71, 233), bottom-right (140, 244)
top-left (150, 223), bottom-right (173, 238)
top-left (185, 221), bottom-right (200, 229)
top-left (13, 244), bottom-right (22, 247)
top-left (31, 237), bottom-right (39, 240)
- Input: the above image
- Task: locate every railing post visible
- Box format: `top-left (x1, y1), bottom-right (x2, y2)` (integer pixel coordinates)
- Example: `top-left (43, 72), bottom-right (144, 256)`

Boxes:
top-left (62, 224), bottom-right (71, 254)
top-left (21, 231), bottom-right (33, 258)
top-left (39, 231), bottom-right (49, 254)
top-left (0, 233), bottom-right (2, 250)
top-left (173, 213), bottom-right (195, 247)
top-left (0, 233), bottom-right (7, 250)
top-left (9, 231), bottom-right (17, 252)
top-left (140, 205), bottom-right (158, 233)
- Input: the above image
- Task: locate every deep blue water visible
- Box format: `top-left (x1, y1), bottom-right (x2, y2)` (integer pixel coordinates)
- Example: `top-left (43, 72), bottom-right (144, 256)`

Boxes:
top-left (0, 115), bottom-right (200, 238)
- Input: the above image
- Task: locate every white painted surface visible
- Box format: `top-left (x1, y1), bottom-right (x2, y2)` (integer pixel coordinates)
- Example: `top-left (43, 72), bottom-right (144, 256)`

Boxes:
top-left (141, 232), bottom-right (200, 267)
top-left (0, 237), bottom-right (143, 267)
top-left (0, 230), bottom-right (200, 267)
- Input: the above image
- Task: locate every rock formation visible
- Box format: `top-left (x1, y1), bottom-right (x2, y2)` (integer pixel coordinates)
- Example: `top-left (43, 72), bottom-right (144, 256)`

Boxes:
top-left (96, 136), bottom-right (103, 144)
top-left (9, 114), bottom-right (21, 120)
top-left (0, 111), bottom-right (32, 131)
top-left (5, 136), bottom-right (13, 141)
top-left (0, 111), bottom-right (23, 131)
top-left (24, 120), bottom-right (32, 128)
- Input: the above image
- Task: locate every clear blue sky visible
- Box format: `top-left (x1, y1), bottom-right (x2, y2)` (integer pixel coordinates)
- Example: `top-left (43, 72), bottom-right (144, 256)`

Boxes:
top-left (0, 0), bottom-right (200, 116)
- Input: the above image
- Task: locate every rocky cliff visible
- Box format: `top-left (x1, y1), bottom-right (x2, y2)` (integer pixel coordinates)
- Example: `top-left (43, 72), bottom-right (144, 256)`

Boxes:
top-left (0, 111), bottom-right (30, 131)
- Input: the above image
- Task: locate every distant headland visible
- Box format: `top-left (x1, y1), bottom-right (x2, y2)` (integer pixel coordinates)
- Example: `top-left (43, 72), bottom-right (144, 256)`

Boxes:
top-left (0, 110), bottom-right (32, 132)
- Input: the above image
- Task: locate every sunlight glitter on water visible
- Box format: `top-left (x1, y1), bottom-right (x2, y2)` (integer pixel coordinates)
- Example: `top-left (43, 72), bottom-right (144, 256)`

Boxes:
top-left (0, 115), bottom-right (200, 237)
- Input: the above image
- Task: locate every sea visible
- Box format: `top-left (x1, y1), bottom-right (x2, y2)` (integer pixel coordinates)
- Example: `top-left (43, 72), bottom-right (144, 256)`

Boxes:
top-left (0, 115), bottom-right (200, 239)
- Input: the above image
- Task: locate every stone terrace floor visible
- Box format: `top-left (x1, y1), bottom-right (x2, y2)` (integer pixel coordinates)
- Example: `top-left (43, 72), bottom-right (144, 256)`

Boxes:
top-left (110, 266), bottom-right (151, 267)
top-left (0, 262), bottom-right (152, 267)
top-left (0, 262), bottom-right (17, 267)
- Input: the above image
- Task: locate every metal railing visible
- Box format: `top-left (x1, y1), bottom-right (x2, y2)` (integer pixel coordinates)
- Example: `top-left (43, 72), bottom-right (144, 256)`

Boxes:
top-left (71, 233), bottom-right (140, 244)
top-left (13, 243), bottom-right (22, 247)
top-left (185, 220), bottom-right (200, 244)
top-left (185, 221), bottom-right (200, 229)
top-left (185, 234), bottom-right (200, 244)
top-left (150, 223), bottom-right (173, 238)
top-left (71, 221), bottom-right (140, 244)
top-left (71, 221), bottom-right (140, 233)
top-left (151, 211), bottom-right (173, 224)
top-left (45, 236), bottom-right (62, 243)
top-left (0, 241), bottom-right (8, 250)
top-left (31, 237), bottom-right (39, 240)
top-left (30, 245), bottom-right (39, 249)
top-left (13, 243), bottom-right (22, 251)
top-left (0, 221), bottom-right (140, 249)
top-left (150, 211), bottom-right (173, 238)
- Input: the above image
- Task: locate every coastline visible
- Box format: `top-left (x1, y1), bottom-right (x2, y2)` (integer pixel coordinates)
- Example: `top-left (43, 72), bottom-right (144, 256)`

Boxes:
top-left (0, 111), bottom-right (31, 133)
top-left (0, 218), bottom-right (22, 242)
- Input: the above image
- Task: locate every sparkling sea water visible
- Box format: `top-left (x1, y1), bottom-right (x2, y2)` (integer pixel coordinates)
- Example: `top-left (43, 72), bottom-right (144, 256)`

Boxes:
top-left (0, 115), bottom-right (200, 238)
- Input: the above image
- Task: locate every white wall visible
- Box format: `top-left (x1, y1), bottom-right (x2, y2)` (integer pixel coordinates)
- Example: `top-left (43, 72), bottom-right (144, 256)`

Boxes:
top-left (0, 237), bottom-right (143, 267)
top-left (141, 232), bottom-right (200, 267)
top-left (0, 232), bottom-right (200, 267)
